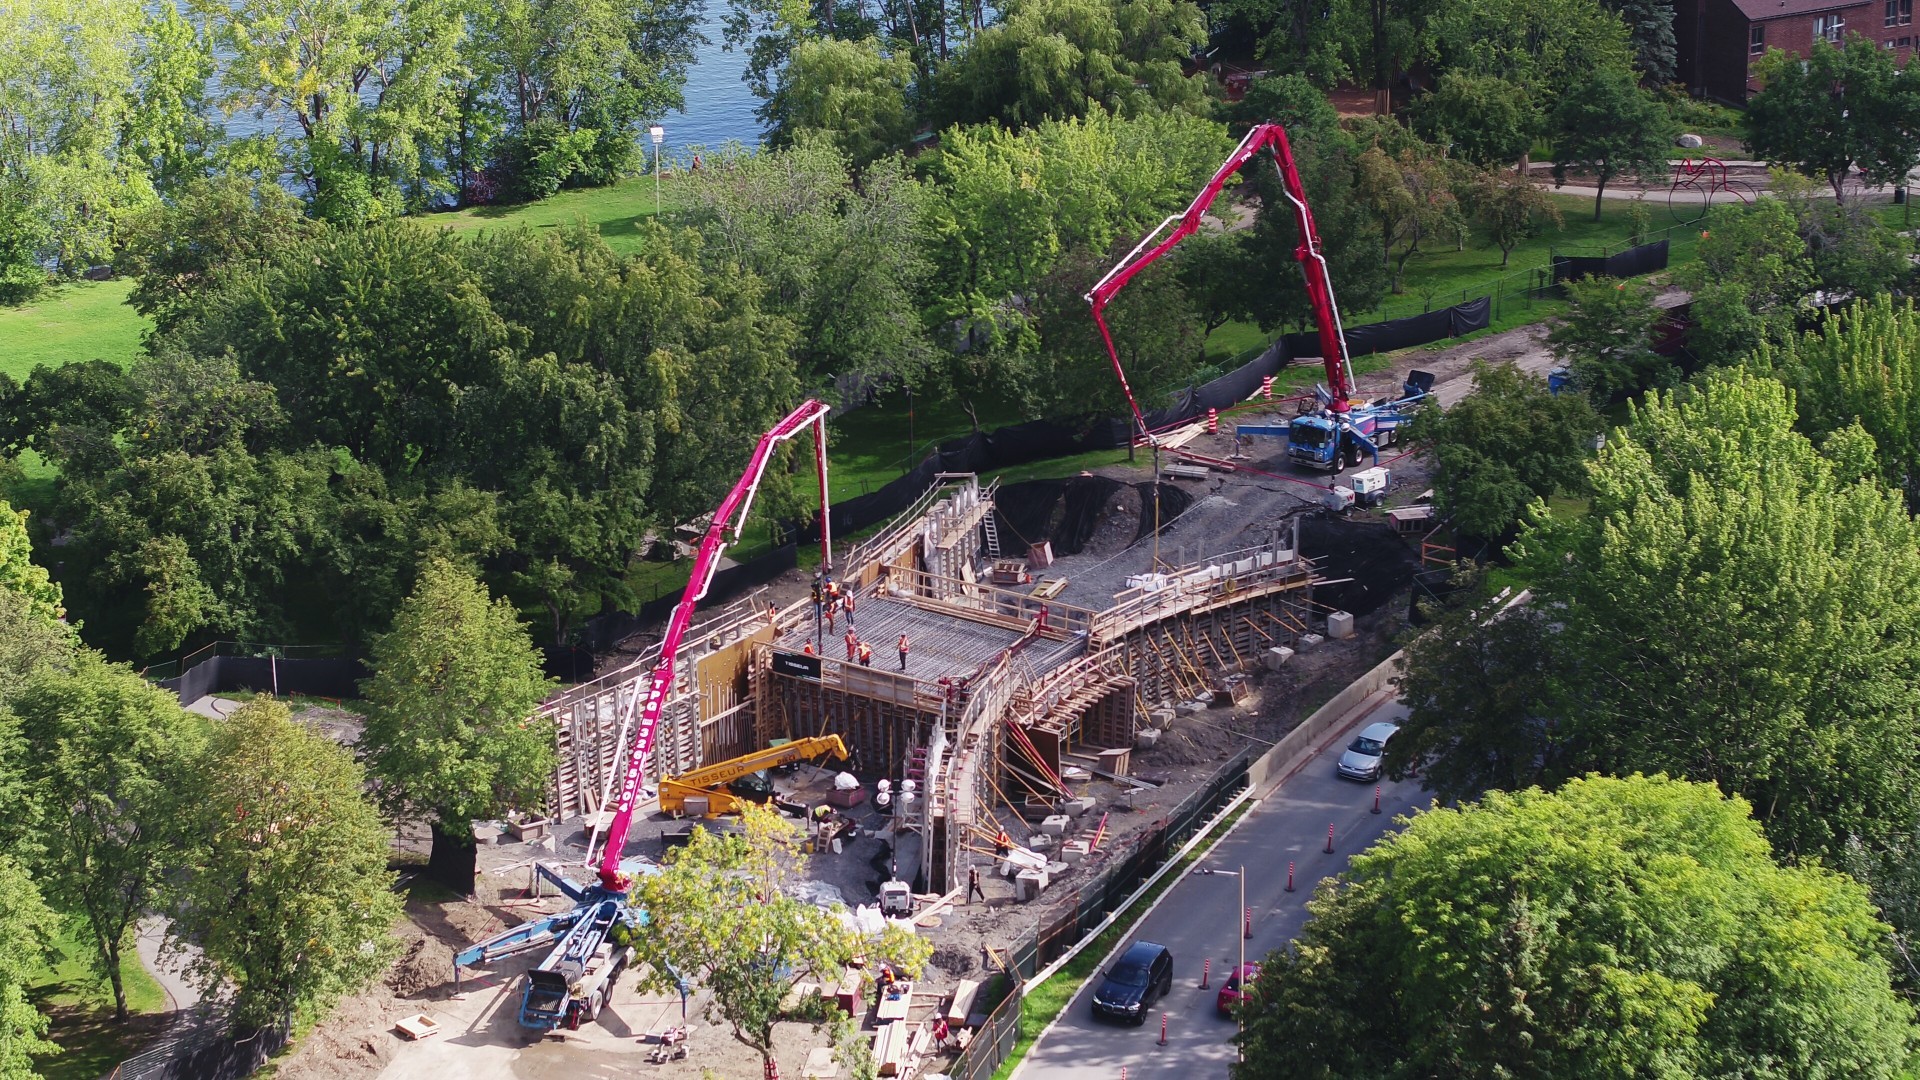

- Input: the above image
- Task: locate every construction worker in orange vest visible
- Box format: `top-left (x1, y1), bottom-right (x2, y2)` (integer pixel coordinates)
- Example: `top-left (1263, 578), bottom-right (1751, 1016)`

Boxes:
top-left (995, 829), bottom-right (1011, 857)
top-left (843, 590), bottom-right (857, 630)
top-left (824, 598), bottom-right (836, 634)
top-left (845, 629), bottom-right (859, 661)
top-left (897, 633), bottom-right (910, 670)
top-left (802, 641), bottom-right (816, 656)
top-left (858, 640), bottom-right (874, 667)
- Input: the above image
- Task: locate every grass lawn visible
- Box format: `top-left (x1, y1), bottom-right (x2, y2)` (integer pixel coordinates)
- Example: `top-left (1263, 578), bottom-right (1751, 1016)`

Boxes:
top-left (28, 923), bottom-right (171, 1080)
top-left (422, 174), bottom-right (689, 255)
top-left (0, 278), bottom-right (147, 379)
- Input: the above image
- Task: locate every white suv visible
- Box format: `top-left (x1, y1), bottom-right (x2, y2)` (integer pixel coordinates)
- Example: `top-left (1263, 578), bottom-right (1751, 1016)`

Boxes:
top-left (1337, 721), bottom-right (1399, 782)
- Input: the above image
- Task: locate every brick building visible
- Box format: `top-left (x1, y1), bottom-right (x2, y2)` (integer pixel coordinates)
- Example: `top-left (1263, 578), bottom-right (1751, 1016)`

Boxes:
top-left (1675, 0), bottom-right (1914, 102)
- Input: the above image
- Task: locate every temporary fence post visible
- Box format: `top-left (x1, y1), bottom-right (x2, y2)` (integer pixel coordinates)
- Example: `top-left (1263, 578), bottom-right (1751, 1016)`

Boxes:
top-left (1285, 861), bottom-right (1295, 892)
top-left (1325, 824), bottom-right (1335, 854)
top-left (1158, 1013), bottom-right (1168, 1046)
top-left (1373, 786), bottom-right (1382, 814)
top-left (1201, 958), bottom-right (1210, 989)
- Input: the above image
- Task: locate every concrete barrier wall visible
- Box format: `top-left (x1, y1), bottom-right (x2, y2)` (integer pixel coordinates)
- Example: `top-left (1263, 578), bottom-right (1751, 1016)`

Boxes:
top-left (1247, 649), bottom-right (1404, 792)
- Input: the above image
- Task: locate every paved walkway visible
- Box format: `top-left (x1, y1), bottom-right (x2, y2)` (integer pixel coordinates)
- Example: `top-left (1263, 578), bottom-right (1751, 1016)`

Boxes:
top-left (134, 917), bottom-right (202, 1025)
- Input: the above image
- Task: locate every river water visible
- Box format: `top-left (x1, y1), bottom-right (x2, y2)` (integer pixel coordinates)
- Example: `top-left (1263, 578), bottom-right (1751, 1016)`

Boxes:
top-left (662, 5), bottom-right (766, 154)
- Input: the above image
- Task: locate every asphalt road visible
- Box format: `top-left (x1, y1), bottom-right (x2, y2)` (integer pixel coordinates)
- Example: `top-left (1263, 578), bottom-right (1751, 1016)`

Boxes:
top-left (1013, 694), bottom-right (1423, 1080)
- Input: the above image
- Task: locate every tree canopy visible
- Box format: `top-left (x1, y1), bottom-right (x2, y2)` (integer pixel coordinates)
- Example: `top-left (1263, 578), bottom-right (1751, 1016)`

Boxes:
top-left (360, 557), bottom-right (554, 893)
top-left (632, 805), bottom-right (931, 1072)
top-left (1408, 362), bottom-right (1598, 541)
top-left (0, 854), bottom-right (60, 1080)
top-left (931, 0), bottom-right (1209, 130)
top-left (1747, 35), bottom-right (1920, 201)
top-left (1548, 65), bottom-right (1674, 221)
top-left (1234, 774), bottom-right (1917, 1079)
top-left (15, 652), bottom-right (205, 1019)
top-left (1403, 370), bottom-right (1920, 864)
top-left (170, 698), bottom-right (401, 1028)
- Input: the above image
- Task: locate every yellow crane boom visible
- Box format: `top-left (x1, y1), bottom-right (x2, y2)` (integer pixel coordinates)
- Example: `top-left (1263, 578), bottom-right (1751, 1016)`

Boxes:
top-left (659, 735), bottom-right (850, 817)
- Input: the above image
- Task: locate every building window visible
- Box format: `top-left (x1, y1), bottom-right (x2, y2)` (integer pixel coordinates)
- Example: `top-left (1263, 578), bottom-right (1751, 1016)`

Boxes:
top-left (1815, 14), bottom-right (1845, 40)
top-left (1903, 35), bottom-right (1915, 45)
top-left (1888, 0), bottom-right (1913, 26)
top-left (1750, 24), bottom-right (1767, 53)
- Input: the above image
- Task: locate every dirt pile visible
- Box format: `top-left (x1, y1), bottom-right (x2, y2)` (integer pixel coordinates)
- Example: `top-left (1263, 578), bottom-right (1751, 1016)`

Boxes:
top-left (1301, 514), bottom-right (1421, 616)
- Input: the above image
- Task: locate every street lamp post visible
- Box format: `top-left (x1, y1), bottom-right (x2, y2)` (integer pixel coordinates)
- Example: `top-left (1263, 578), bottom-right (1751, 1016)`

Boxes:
top-left (649, 125), bottom-right (665, 215)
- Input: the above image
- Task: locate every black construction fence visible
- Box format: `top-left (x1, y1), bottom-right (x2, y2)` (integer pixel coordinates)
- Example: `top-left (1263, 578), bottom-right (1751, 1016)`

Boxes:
top-left (947, 748), bottom-right (1253, 1079)
top-left (151, 641), bottom-right (368, 706)
top-left (1552, 238), bottom-right (1670, 285)
top-left (107, 1007), bottom-right (291, 1080)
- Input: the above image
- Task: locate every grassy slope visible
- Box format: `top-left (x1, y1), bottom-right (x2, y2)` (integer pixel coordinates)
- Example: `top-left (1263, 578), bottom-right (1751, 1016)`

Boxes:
top-left (423, 174), bottom-right (687, 255)
top-left (0, 278), bottom-right (146, 380)
top-left (27, 923), bottom-right (170, 1080)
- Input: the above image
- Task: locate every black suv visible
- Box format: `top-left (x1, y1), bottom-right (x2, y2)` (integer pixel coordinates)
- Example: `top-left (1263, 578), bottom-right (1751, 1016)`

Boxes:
top-left (1090, 940), bottom-right (1174, 1025)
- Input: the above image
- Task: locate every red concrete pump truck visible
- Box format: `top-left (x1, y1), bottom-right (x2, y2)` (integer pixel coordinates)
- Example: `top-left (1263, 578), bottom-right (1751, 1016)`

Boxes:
top-left (454, 400), bottom-right (836, 1033)
top-left (1087, 123), bottom-right (1428, 477)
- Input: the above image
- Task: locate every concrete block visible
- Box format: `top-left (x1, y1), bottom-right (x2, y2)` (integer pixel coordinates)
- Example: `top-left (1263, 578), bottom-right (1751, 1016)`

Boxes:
top-left (1014, 869), bottom-right (1049, 901)
top-left (1026, 833), bottom-right (1054, 852)
top-left (1297, 633), bottom-right (1325, 652)
top-left (1175, 700), bottom-right (1205, 716)
top-left (1149, 708), bottom-right (1176, 729)
top-left (1263, 646), bottom-right (1295, 671)
top-left (1063, 797), bottom-right (1095, 817)
top-left (1045, 861), bottom-right (1069, 878)
top-left (1040, 815), bottom-right (1071, 837)
top-left (1326, 610), bottom-right (1355, 640)
top-left (1059, 840), bottom-right (1091, 866)
top-left (1134, 728), bottom-right (1162, 750)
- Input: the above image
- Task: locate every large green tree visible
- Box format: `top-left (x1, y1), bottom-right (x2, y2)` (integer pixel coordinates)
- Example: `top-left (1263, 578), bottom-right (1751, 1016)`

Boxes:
top-left (1497, 371), bottom-right (1920, 861)
top-left (931, 0), bottom-right (1208, 130)
top-left (170, 699), bottom-right (400, 1029)
top-left (1406, 73), bottom-right (1538, 168)
top-left (1234, 775), bottom-right (1917, 1078)
top-left (674, 138), bottom-right (933, 389)
top-left (632, 805), bottom-right (931, 1074)
top-left (1408, 362), bottom-right (1599, 541)
top-left (763, 38), bottom-right (917, 168)
top-left (1033, 241), bottom-right (1202, 422)
top-left (14, 652), bottom-right (204, 1019)
top-left (1546, 276), bottom-right (1671, 404)
top-left (1425, 0), bottom-right (1634, 89)
top-left (1549, 64), bottom-right (1674, 220)
top-left (0, 498), bottom-right (61, 625)
top-left (118, 173), bottom-right (317, 333)
top-left (190, 0), bottom-right (471, 213)
top-left (0, 855), bottom-right (60, 1080)
top-left (1350, 126), bottom-right (1466, 293)
top-left (469, 0), bottom-right (702, 196)
top-left (1763, 296), bottom-right (1920, 513)
top-left (360, 558), bottom-right (553, 893)
top-left (924, 110), bottom-right (1232, 397)
top-left (1747, 35), bottom-right (1920, 202)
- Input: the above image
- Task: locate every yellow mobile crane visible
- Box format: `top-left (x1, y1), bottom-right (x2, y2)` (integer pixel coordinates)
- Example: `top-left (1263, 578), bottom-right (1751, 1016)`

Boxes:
top-left (659, 734), bottom-right (850, 817)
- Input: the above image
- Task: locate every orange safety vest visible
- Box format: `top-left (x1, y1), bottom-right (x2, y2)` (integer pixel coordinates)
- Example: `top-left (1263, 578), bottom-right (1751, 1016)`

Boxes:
top-left (802, 642), bottom-right (816, 656)
top-left (898, 635), bottom-right (910, 653)
top-left (858, 643), bottom-right (873, 662)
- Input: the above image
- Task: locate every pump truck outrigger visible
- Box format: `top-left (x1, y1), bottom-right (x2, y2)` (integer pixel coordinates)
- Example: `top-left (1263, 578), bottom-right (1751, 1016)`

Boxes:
top-left (454, 399), bottom-right (837, 1033)
top-left (1086, 122), bottom-right (1428, 470)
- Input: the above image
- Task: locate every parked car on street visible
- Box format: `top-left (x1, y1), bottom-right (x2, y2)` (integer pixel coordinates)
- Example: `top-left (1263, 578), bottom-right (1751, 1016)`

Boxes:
top-left (1091, 940), bottom-right (1174, 1025)
top-left (1216, 962), bottom-right (1260, 1016)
